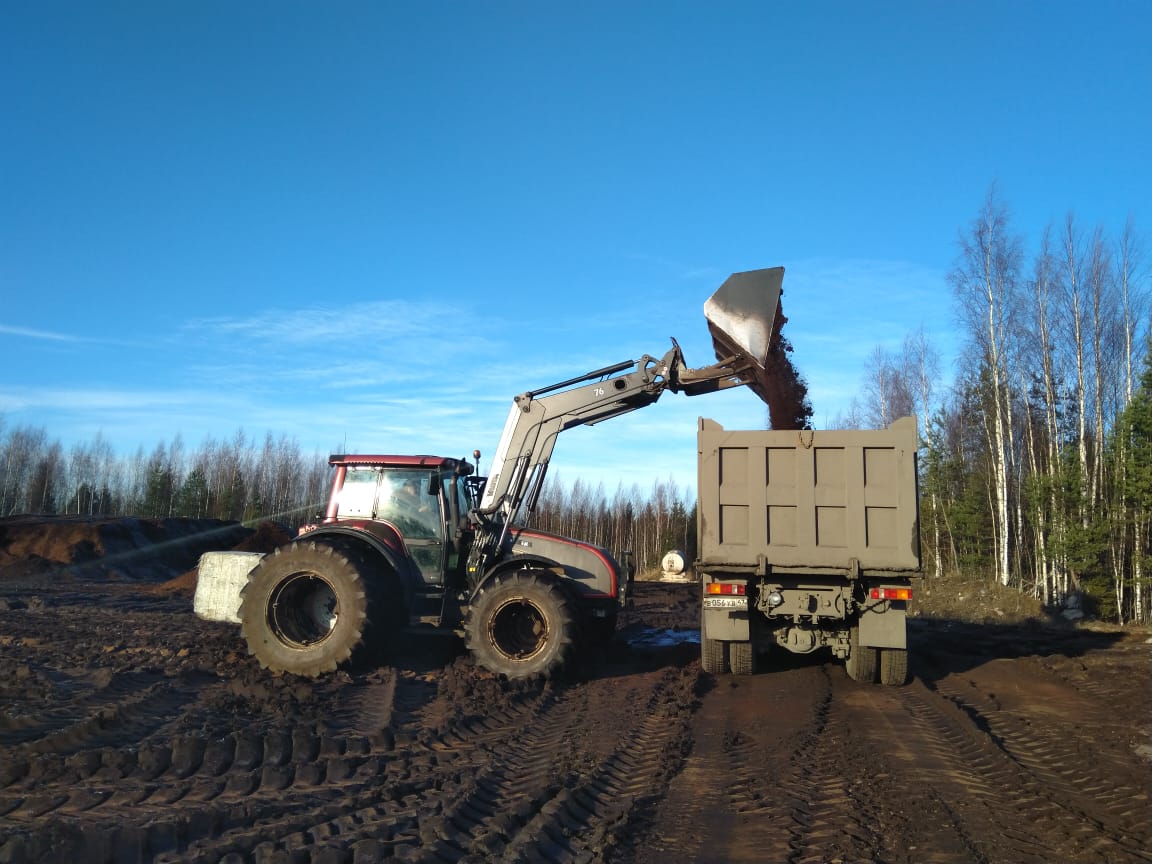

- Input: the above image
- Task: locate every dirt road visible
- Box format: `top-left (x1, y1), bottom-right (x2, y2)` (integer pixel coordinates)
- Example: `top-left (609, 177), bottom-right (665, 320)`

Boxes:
top-left (1, 560), bottom-right (1150, 863)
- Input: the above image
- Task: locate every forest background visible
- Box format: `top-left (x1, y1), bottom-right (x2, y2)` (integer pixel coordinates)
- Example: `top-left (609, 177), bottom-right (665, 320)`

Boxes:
top-left (3, 190), bottom-right (1150, 625)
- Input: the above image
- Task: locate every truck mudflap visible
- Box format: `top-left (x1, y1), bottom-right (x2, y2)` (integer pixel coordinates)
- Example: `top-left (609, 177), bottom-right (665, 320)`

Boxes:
top-left (700, 604), bottom-right (750, 642)
top-left (701, 579), bottom-right (750, 641)
top-left (857, 595), bottom-right (910, 649)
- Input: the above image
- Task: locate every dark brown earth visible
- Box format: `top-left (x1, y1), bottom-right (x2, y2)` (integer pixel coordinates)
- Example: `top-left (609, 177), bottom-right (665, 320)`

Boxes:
top-left (1, 518), bottom-right (1150, 864)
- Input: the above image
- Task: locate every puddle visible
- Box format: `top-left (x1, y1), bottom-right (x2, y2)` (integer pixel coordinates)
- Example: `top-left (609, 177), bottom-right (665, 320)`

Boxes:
top-left (623, 627), bottom-right (701, 648)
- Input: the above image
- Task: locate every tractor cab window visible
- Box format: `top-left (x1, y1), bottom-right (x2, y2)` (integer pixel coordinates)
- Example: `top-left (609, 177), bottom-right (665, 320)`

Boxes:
top-left (442, 475), bottom-right (470, 525)
top-left (380, 471), bottom-right (441, 539)
top-left (338, 467), bottom-right (382, 518)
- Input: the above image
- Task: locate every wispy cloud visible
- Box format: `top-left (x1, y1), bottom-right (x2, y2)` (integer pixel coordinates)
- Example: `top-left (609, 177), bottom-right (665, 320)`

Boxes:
top-left (187, 300), bottom-right (459, 345)
top-left (0, 323), bottom-right (83, 342)
top-left (0, 386), bottom-right (227, 412)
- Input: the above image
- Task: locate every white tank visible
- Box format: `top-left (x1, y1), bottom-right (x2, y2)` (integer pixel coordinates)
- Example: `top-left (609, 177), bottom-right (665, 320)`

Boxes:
top-left (660, 550), bottom-right (690, 582)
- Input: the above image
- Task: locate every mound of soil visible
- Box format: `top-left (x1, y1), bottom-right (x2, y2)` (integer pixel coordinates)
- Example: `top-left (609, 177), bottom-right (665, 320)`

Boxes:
top-left (0, 516), bottom-right (285, 586)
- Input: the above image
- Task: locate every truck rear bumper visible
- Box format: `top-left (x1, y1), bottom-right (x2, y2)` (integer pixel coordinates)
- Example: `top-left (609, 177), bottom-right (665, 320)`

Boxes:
top-left (702, 601), bottom-right (908, 652)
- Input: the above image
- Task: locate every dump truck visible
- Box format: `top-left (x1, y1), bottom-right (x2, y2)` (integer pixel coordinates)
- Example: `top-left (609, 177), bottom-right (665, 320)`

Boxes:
top-left (696, 416), bottom-right (921, 684)
top-left (196, 267), bottom-right (798, 679)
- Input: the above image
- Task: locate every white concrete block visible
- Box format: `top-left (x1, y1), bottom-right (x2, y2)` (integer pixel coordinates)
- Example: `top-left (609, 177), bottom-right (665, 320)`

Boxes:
top-left (193, 551), bottom-right (265, 624)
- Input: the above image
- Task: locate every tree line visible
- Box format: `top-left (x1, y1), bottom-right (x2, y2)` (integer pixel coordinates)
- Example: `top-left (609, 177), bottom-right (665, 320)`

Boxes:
top-left (841, 188), bottom-right (1149, 624)
top-left (0, 420), bottom-right (697, 574)
top-left (0, 427), bottom-right (331, 528)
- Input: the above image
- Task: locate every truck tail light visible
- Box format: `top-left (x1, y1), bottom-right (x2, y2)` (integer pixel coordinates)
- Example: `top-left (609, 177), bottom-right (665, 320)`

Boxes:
top-left (706, 583), bottom-right (746, 596)
top-left (870, 587), bottom-right (912, 601)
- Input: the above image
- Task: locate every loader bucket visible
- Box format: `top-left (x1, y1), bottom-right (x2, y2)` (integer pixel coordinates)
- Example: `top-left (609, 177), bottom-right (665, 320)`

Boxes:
top-left (703, 267), bottom-right (784, 372)
top-left (704, 267), bottom-right (809, 429)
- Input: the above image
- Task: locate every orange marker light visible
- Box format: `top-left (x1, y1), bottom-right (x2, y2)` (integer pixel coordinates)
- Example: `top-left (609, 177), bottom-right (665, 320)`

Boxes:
top-left (869, 587), bottom-right (912, 601)
top-left (706, 583), bottom-right (746, 596)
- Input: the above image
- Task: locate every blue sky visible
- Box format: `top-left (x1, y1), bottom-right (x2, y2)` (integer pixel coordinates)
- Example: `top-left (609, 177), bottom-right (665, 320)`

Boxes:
top-left (2, 2), bottom-right (1149, 495)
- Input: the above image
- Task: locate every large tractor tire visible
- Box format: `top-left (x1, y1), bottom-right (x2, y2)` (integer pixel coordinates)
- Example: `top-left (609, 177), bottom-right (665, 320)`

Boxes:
top-left (465, 569), bottom-right (576, 679)
top-left (845, 624), bottom-right (878, 683)
top-left (239, 540), bottom-right (382, 677)
top-left (879, 647), bottom-right (909, 686)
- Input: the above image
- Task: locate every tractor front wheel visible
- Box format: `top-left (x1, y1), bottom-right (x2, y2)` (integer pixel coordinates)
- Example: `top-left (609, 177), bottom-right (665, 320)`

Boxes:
top-left (466, 570), bottom-right (576, 679)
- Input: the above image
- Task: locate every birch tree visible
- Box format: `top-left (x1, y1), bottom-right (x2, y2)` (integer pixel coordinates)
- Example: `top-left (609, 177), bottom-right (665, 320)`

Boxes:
top-left (949, 187), bottom-right (1022, 586)
top-left (902, 327), bottom-right (942, 576)
top-left (1116, 220), bottom-right (1148, 619)
top-left (1022, 231), bottom-right (1065, 602)
top-left (1060, 214), bottom-right (1091, 524)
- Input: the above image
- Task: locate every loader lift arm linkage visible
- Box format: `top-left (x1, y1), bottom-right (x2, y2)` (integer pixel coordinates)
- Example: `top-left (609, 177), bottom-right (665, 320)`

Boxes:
top-left (467, 267), bottom-right (788, 580)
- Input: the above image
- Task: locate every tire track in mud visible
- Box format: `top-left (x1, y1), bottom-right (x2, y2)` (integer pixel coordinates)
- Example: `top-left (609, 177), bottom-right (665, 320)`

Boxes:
top-left (844, 675), bottom-right (1152, 864)
top-left (149, 669), bottom-right (561, 863)
top-left (0, 666), bottom-right (553, 862)
top-left (782, 682), bottom-right (886, 864)
top-left (242, 665), bottom-right (701, 864)
top-left (627, 663), bottom-right (884, 864)
top-left (490, 666), bottom-right (698, 864)
top-left (720, 675), bottom-right (884, 864)
top-left (928, 668), bottom-right (1152, 859)
top-left (0, 669), bottom-right (207, 755)
top-left (0, 668), bottom-right (409, 857)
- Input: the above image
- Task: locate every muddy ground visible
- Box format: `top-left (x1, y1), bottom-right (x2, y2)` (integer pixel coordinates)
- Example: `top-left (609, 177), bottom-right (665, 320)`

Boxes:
top-left (0, 518), bottom-right (1150, 864)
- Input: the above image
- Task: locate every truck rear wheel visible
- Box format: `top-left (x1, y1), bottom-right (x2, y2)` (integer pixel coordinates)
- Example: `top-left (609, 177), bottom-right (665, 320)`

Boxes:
top-left (700, 612), bottom-right (727, 673)
top-left (879, 647), bottom-right (909, 686)
top-left (845, 625), bottom-right (878, 683)
top-left (466, 570), bottom-right (576, 679)
top-left (239, 540), bottom-right (378, 677)
top-left (701, 637), bottom-right (727, 674)
top-left (730, 640), bottom-right (755, 675)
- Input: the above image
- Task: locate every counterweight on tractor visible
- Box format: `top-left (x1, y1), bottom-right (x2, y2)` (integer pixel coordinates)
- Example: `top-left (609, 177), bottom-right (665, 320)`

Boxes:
top-left (223, 269), bottom-right (791, 678)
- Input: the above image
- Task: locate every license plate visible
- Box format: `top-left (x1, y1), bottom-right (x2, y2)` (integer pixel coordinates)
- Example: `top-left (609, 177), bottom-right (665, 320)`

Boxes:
top-left (702, 597), bottom-right (746, 609)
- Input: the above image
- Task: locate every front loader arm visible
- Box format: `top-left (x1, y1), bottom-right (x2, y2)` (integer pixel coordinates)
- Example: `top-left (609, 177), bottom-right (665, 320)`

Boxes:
top-left (465, 267), bottom-right (792, 584)
top-left (476, 345), bottom-right (683, 523)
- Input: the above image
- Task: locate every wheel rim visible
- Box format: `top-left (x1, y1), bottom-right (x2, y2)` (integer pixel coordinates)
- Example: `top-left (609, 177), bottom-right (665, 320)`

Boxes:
top-left (488, 597), bottom-right (549, 661)
top-left (268, 572), bottom-right (339, 648)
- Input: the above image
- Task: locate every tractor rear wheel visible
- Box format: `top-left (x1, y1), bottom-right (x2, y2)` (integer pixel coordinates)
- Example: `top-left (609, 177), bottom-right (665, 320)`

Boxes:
top-left (466, 570), bottom-right (576, 679)
top-left (240, 540), bottom-right (380, 677)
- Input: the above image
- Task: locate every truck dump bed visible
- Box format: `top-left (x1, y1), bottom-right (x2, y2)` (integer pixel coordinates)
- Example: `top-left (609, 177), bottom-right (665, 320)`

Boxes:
top-left (697, 417), bottom-right (921, 575)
